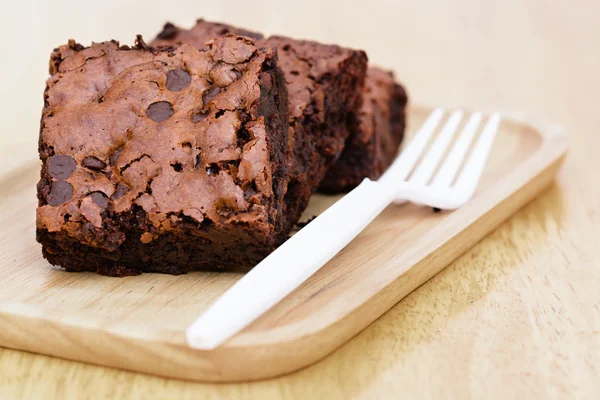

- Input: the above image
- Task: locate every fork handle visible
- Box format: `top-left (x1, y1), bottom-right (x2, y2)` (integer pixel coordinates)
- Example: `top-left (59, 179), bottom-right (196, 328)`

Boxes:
top-left (186, 179), bottom-right (395, 349)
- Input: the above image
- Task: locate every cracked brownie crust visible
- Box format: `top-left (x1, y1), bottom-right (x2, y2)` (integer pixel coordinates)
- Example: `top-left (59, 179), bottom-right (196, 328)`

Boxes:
top-left (152, 20), bottom-right (264, 49)
top-left (151, 21), bottom-right (368, 226)
top-left (36, 35), bottom-right (289, 275)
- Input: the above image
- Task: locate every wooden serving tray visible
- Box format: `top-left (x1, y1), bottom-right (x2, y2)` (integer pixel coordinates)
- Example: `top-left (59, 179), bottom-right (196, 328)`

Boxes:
top-left (0, 106), bottom-right (567, 382)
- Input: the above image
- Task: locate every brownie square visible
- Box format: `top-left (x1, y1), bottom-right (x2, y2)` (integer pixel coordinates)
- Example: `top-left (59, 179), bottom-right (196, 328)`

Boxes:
top-left (151, 20), bottom-right (369, 227)
top-left (319, 67), bottom-right (408, 192)
top-left (36, 35), bottom-right (290, 275)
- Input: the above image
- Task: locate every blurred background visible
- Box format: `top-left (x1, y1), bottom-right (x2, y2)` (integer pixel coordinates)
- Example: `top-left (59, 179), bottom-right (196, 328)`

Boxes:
top-left (1, 0), bottom-right (598, 174)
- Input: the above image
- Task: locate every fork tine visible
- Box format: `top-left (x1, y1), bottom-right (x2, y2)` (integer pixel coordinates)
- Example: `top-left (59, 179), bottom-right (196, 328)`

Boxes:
top-left (409, 110), bottom-right (463, 186)
top-left (453, 113), bottom-right (501, 195)
top-left (431, 112), bottom-right (483, 187)
top-left (379, 108), bottom-right (445, 185)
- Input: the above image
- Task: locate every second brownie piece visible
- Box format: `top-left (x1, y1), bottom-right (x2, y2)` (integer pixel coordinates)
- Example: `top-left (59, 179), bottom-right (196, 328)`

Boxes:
top-left (319, 67), bottom-right (408, 192)
top-left (152, 20), bottom-right (369, 226)
top-left (261, 35), bottom-right (368, 225)
top-left (37, 36), bottom-right (290, 275)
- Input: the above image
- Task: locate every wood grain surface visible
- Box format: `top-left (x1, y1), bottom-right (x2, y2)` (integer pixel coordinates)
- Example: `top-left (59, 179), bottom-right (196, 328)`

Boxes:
top-left (1, 0), bottom-right (599, 398)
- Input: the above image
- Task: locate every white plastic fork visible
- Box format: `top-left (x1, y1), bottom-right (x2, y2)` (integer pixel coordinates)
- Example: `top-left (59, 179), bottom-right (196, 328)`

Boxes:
top-left (186, 108), bottom-right (501, 350)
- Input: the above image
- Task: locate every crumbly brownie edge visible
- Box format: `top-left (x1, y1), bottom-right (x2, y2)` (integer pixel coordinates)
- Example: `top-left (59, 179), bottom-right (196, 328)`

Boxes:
top-left (319, 73), bottom-right (408, 193)
top-left (282, 48), bottom-right (368, 229)
top-left (317, 124), bottom-right (379, 193)
top-left (257, 52), bottom-right (290, 237)
top-left (37, 211), bottom-right (282, 275)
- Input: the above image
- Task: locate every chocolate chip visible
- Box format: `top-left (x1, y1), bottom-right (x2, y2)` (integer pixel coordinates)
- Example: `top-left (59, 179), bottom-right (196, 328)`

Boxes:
top-left (90, 192), bottom-right (109, 208)
top-left (202, 87), bottom-right (221, 106)
top-left (111, 184), bottom-right (130, 200)
top-left (82, 156), bottom-right (106, 170)
top-left (166, 68), bottom-right (191, 91)
top-left (48, 155), bottom-right (76, 179)
top-left (147, 101), bottom-right (174, 122)
top-left (192, 111), bottom-right (209, 123)
top-left (46, 180), bottom-right (73, 206)
top-left (232, 70), bottom-right (242, 80)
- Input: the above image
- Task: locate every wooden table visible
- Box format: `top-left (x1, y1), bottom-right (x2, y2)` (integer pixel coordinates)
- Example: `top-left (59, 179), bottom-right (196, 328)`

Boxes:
top-left (1, 0), bottom-right (598, 398)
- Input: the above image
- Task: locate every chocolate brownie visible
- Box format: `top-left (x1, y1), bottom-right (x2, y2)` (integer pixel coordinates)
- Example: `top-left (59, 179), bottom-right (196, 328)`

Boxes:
top-left (319, 67), bottom-right (408, 192)
top-left (151, 20), bottom-right (368, 226)
top-left (36, 35), bottom-right (290, 275)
